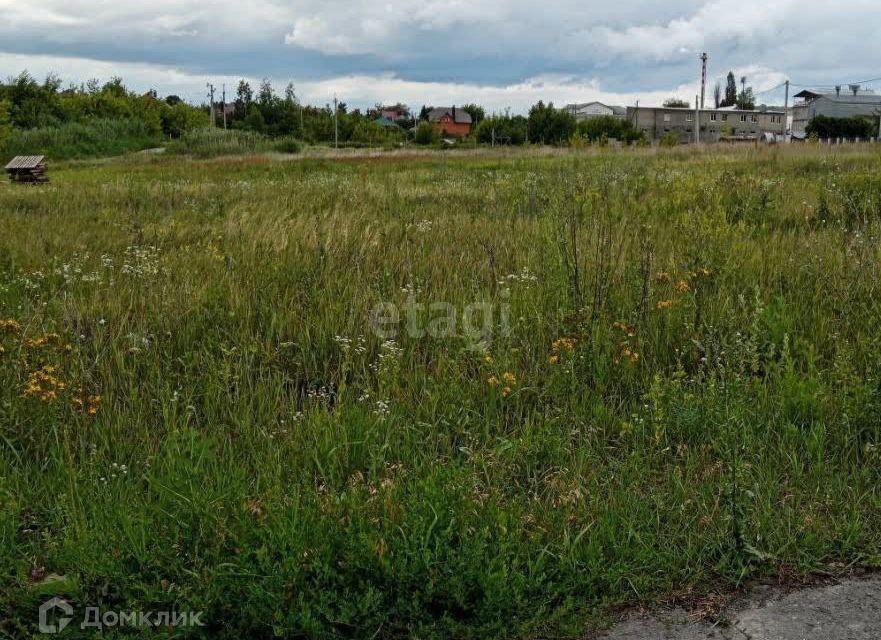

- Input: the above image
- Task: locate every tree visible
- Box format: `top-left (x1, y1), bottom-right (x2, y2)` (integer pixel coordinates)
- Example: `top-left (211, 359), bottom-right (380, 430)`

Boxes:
top-left (461, 104), bottom-right (485, 125)
top-left (474, 115), bottom-right (528, 145)
top-left (419, 105), bottom-right (432, 121)
top-left (736, 87), bottom-right (756, 111)
top-left (165, 95), bottom-right (182, 106)
top-left (713, 81), bottom-right (722, 109)
top-left (258, 79), bottom-right (275, 107)
top-left (722, 72), bottom-right (738, 107)
top-left (663, 98), bottom-right (690, 108)
top-left (527, 101), bottom-right (576, 145)
top-left (235, 80), bottom-right (253, 120)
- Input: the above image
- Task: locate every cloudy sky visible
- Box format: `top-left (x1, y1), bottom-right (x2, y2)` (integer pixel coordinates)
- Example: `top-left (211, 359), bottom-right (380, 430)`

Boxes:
top-left (1, 0), bottom-right (879, 112)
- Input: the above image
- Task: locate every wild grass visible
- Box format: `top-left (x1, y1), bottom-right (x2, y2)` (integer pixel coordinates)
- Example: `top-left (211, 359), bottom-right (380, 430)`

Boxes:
top-left (0, 118), bottom-right (159, 161)
top-left (0, 145), bottom-right (880, 638)
top-left (167, 128), bottom-right (302, 158)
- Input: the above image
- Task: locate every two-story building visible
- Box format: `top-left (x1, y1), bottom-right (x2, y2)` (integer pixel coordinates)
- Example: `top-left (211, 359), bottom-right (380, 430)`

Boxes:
top-left (626, 105), bottom-right (785, 143)
top-left (427, 106), bottom-right (473, 138)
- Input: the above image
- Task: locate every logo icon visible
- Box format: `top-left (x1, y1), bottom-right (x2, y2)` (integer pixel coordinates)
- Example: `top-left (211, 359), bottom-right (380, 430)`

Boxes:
top-left (39, 597), bottom-right (74, 634)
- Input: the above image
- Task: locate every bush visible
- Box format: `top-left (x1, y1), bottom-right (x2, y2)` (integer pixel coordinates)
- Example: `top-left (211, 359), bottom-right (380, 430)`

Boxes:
top-left (660, 132), bottom-right (681, 147)
top-left (413, 122), bottom-right (438, 145)
top-left (474, 116), bottom-right (528, 145)
top-left (576, 116), bottom-right (644, 143)
top-left (273, 137), bottom-right (303, 154)
top-left (806, 115), bottom-right (876, 140)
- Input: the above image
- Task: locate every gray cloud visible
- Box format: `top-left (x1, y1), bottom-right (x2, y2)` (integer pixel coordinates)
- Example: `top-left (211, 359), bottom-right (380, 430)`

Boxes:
top-left (1, 1), bottom-right (879, 110)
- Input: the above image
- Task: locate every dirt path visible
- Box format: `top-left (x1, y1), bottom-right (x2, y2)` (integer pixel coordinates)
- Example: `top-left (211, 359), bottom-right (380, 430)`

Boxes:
top-left (599, 576), bottom-right (881, 639)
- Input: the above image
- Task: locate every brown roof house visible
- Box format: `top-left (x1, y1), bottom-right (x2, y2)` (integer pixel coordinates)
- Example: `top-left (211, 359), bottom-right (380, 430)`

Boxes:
top-left (427, 106), bottom-right (473, 137)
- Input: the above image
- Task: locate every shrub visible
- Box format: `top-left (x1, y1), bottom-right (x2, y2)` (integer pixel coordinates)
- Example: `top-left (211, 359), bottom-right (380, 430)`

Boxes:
top-left (413, 122), bottom-right (438, 145)
top-left (273, 137), bottom-right (303, 154)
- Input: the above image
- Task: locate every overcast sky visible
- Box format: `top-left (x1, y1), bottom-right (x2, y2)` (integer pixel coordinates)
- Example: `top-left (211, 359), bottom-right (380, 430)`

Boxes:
top-left (1, 0), bottom-right (879, 113)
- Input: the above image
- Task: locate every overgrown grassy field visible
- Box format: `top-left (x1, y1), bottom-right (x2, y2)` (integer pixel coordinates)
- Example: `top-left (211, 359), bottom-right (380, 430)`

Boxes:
top-left (1, 146), bottom-right (880, 638)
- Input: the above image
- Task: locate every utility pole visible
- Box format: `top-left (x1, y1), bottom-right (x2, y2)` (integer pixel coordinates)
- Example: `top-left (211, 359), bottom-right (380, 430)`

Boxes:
top-left (699, 52), bottom-right (708, 109)
top-left (783, 80), bottom-right (790, 143)
top-left (207, 83), bottom-right (216, 128)
top-left (695, 95), bottom-right (700, 144)
top-left (221, 84), bottom-right (227, 130)
top-left (333, 95), bottom-right (339, 149)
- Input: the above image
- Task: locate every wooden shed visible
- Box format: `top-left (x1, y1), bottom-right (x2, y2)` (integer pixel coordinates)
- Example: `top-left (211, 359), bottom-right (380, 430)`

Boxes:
top-left (5, 156), bottom-right (49, 184)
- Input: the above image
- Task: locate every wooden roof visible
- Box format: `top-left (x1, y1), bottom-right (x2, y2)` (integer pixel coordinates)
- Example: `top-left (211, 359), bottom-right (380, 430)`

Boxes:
top-left (5, 156), bottom-right (45, 170)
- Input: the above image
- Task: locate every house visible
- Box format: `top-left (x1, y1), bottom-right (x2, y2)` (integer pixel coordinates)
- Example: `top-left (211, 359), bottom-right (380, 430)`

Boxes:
top-left (373, 116), bottom-right (400, 129)
top-left (562, 102), bottom-right (626, 121)
top-left (790, 86), bottom-right (881, 139)
top-left (426, 106), bottom-right (473, 137)
top-left (626, 105), bottom-right (785, 143)
top-left (375, 104), bottom-right (410, 121)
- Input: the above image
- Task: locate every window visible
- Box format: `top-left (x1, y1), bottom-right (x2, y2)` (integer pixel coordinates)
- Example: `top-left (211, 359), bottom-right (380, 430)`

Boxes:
top-left (722, 114), bottom-right (728, 122)
top-left (663, 114), bottom-right (671, 122)
top-left (739, 114), bottom-right (747, 122)
top-left (686, 114), bottom-right (694, 122)
top-left (710, 113), bottom-right (718, 121)
top-left (751, 115), bottom-right (758, 123)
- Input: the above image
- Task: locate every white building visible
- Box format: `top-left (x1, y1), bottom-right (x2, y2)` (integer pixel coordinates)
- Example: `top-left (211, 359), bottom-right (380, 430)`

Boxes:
top-left (562, 102), bottom-right (627, 121)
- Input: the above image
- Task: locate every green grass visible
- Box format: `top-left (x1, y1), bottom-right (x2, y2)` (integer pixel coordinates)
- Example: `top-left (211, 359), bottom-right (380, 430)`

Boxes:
top-left (0, 118), bottom-right (160, 161)
top-left (1, 145), bottom-right (880, 638)
top-left (167, 128), bottom-right (302, 158)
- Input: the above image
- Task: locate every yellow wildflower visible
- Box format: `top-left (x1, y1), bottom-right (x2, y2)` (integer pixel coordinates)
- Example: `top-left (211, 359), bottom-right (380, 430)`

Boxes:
top-left (551, 338), bottom-right (577, 354)
top-left (502, 387), bottom-right (513, 398)
top-left (502, 372), bottom-right (517, 385)
top-left (656, 300), bottom-right (674, 310)
top-left (548, 355), bottom-right (559, 365)
top-left (676, 280), bottom-right (691, 293)
top-left (0, 319), bottom-right (22, 333)
top-left (655, 272), bottom-right (671, 284)
top-left (488, 376), bottom-right (499, 388)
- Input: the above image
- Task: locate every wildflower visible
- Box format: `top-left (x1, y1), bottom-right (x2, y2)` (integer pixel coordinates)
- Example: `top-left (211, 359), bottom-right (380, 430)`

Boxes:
top-left (655, 272), bottom-right (671, 284)
top-left (612, 321), bottom-right (637, 337)
top-left (0, 319), bottom-right (22, 333)
top-left (548, 355), bottom-right (559, 365)
top-left (502, 372), bottom-right (517, 385)
top-left (502, 387), bottom-right (513, 398)
top-left (487, 375), bottom-right (499, 388)
top-left (676, 280), bottom-right (691, 293)
top-left (656, 300), bottom-right (674, 310)
top-left (551, 338), bottom-right (577, 354)
top-left (22, 366), bottom-right (65, 403)
top-left (484, 353), bottom-right (494, 364)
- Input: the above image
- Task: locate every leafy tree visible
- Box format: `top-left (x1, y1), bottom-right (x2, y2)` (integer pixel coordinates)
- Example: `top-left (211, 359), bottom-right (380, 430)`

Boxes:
top-left (713, 81), bottom-right (722, 109)
top-left (474, 115), bottom-right (528, 145)
top-left (461, 104), bottom-right (485, 125)
top-left (721, 72), bottom-right (738, 107)
top-left (736, 87), bottom-right (756, 110)
top-left (419, 105), bottom-right (432, 121)
top-left (527, 101), bottom-right (576, 145)
top-left (663, 98), bottom-right (690, 108)
top-left (165, 95), bottom-right (182, 106)
top-left (243, 106), bottom-right (266, 133)
top-left (235, 80), bottom-right (253, 120)
top-left (0, 99), bottom-right (11, 149)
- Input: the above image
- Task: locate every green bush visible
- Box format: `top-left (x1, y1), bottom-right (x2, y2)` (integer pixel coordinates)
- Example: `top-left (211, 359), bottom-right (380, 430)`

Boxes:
top-left (273, 137), bottom-right (303, 154)
top-left (413, 122), bottom-right (438, 145)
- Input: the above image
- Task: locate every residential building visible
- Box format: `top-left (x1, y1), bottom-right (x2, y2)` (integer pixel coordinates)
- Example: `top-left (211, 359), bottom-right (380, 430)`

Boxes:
top-left (790, 86), bottom-right (881, 139)
top-left (372, 104), bottom-right (410, 121)
top-left (426, 106), bottom-right (473, 137)
top-left (562, 101), bottom-right (627, 121)
top-left (626, 105), bottom-right (785, 143)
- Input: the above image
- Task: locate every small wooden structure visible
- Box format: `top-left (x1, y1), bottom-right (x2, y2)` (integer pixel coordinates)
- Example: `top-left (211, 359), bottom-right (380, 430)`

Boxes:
top-left (5, 156), bottom-right (49, 184)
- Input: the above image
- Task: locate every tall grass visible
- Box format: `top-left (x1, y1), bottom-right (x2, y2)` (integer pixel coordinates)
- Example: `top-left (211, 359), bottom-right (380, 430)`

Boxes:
top-left (167, 128), bottom-right (302, 158)
top-left (0, 118), bottom-right (159, 161)
top-left (0, 146), bottom-right (879, 638)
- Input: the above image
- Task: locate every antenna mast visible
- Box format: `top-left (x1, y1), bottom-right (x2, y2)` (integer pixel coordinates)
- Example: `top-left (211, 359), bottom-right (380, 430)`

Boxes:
top-left (699, 52), bottom-right (708, 109)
